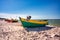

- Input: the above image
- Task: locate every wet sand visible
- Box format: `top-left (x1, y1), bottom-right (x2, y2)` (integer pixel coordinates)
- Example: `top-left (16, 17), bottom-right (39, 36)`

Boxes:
top-left (0, 20), bottom-right (60, 40)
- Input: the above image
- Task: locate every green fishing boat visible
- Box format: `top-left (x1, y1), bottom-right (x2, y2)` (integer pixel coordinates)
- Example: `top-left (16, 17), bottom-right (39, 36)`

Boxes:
top-left (19, 17), bottom-right (48, 28)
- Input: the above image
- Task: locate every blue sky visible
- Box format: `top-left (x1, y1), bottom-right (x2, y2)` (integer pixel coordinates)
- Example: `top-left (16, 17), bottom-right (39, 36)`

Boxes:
top-left (0, 0), bottom-right (60, 19)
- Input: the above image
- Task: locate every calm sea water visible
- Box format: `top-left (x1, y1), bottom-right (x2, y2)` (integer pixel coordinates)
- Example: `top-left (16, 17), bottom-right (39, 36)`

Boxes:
top-left (47, 19), bottom-right (60, 26)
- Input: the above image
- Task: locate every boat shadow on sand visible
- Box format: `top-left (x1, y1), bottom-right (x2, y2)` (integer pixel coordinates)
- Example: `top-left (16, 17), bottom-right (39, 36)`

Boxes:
top-left (25, 26), bottom-right (55, 32)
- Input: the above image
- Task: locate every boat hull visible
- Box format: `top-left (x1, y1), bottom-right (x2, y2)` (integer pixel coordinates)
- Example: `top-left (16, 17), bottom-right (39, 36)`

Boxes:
top-left (22, 21), bottom-right (46, 28)
top-left (20, 18), bottom-right (48, 28)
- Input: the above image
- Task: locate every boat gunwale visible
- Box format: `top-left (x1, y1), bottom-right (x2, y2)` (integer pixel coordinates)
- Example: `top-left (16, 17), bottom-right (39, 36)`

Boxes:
top-left (20, 18), bottom-right (48, 24)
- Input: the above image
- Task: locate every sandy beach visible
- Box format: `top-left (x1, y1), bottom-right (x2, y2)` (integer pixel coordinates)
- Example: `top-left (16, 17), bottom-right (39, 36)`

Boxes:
top-left (0, 20), bottom-right (60, 40)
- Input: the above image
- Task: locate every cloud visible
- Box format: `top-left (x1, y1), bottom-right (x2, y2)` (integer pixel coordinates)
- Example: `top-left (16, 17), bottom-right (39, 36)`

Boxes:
top-left (0, 13), bottom-right (40, 19)
top-left (0, 13), bottom-right (59, 19)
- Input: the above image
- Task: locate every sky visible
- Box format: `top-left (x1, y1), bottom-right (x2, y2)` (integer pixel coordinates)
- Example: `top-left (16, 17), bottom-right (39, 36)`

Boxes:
top-left (0, 0), bottom-right (60, 19)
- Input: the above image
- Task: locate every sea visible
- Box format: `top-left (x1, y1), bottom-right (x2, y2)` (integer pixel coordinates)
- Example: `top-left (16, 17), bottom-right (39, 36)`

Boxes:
top-left (47, 19), bottom-right (60, 27)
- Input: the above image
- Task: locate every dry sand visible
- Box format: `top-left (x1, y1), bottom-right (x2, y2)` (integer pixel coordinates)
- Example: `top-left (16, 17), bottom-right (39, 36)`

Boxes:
top-left (0, 20), bottom-right (60, 40)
